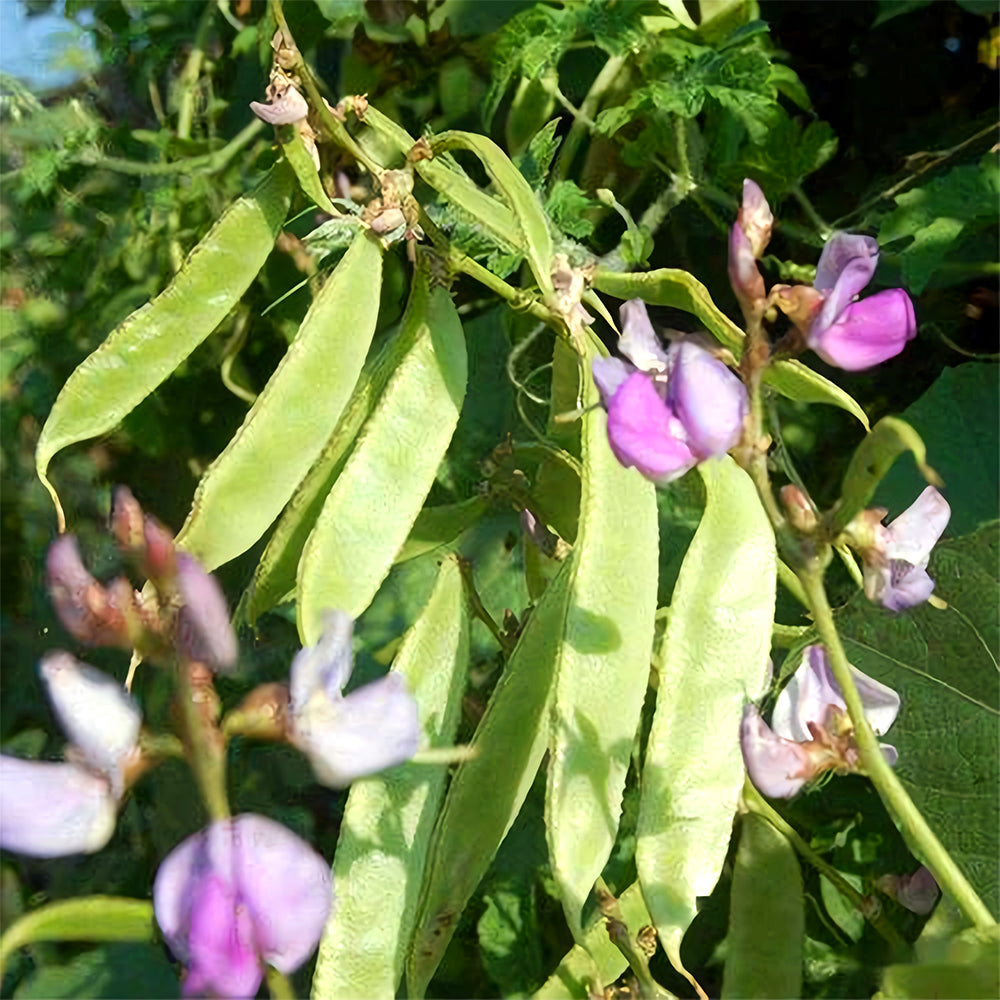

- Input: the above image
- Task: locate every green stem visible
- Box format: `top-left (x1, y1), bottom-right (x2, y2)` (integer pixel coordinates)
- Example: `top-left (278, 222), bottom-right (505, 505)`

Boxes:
top-left (799, 568), bottom-right (996, 930)
top-left (177, 665), bottom-right (230, 822)
top-left (176, 0), bottom-right (215, 140)
top-left (777, 559), bottom-right (809, 609)
top-left (791, 183), bottom-right (832, 240)
top-left (70, 119), bottom-right (264, 177)
top-left (771, 622), bottom-right (811, 648)
top-left (556, 53), bottom-right (626, 179)
top-left (743, 780), bottom-right (910, 953)
top-left (269, 0), bottom-right (383, 177)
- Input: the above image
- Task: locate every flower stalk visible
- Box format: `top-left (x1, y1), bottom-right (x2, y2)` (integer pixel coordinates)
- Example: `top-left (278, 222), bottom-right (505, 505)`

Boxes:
top-left (799, 566), bottom-right (996, 931)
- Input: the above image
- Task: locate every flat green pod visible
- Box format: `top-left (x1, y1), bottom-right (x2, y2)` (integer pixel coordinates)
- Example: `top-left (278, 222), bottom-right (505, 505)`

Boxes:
top-left (722, 813), bottom-right (804, 999)
top-left (545, 334), bottom-right (659, 940)
top-left (175, 231), bottom-right (383, 572)
top-left (296, 274), bottom-right (467, 645)
top-left (592, 266), bottom-right (869, 429)
top-left (35, 165), bottom-right (294, 529)
top-left (635, 456), bottom-right (775, 988)
top-left (311, 558), bottom-right (469, 999)
top-left (244, 288), bottom-right (432, 625)
top-left (406, 557), bottom-right (576, 998)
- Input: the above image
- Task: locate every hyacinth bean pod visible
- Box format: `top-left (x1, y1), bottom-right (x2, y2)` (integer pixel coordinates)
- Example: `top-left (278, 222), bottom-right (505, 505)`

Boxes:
top-left (275, 123), bottom-right (338, 215)
top-left (296, 273), bottom-right (467, 644)
top-left (312, 558), bottom-right (469, 998)
top-left (544, 332), bottom-right (659, 940)
top-left (35, 165), bottom-right (295, 530)
top-left (722, 814), bottom-right (804, 1000)
top-left (243, 284), bottom-right (432, 625)
top-left (406, 558), bottom-right (576, 998)
top-left (635, 456), bottom-right (776, 986)
top-left (174, 231), bottom-right (383, 572)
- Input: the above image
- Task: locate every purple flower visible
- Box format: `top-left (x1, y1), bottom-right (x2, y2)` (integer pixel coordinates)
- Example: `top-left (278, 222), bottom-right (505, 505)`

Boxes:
top-left (153, 814), bottom-right (331, 998)
top-left (775, 233), bottom-right (917, 371)
top-left (727, 179), bottom-right (773, 310)
top-left (287, 611), bottom-right (420, 788)
top-left (174, 553), bottom-right (238, 672)
top-left (741, 645), bottom-right (899, 798)
top-left (592, 300), bottom-right (748, 483)
top-left (0, 653), bottom-right (140, 856)
top-left (862, 486), bottom-right (950, 611)
top-left (875, 865), bottom-right (941, 915)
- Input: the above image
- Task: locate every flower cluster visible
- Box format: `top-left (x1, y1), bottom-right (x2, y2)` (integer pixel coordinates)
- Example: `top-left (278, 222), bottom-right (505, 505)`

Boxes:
top-left (741, 645), bottom-right (900, 799)
top-left (2, 488), bottom-right (423, 998)
top-left (592, 299), bottom-right (748, 483)
top-left (729, 179), bottom-right (917, 371)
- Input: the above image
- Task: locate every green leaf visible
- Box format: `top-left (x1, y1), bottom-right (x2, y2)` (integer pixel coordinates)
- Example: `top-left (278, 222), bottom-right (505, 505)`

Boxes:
top-left (546, 333), bottom-right (659, 938)
top-left (407, 558), bottom-right (575, 998)
top-left (35, 165), bottom-right (293, 529)
top-left (878, 159), bottom-right (1000, 293)
top-left (430, 130), bottom-right (555, 297)
top-left (311, 558), bottom-right (469, 998)
top-left (515, 118), bottom-right (562, 190)
top-left (0, 897), bottom-right (154, 971)
top-left (835, 524), bottom-right (1000, 919)
top-left (297, 275), bottom-right (467, 644)
top-left (545, 180), bottom-right (599, 240)
top-left (592, 268), bottom-right (870, 428)
top-left (12, 944), bottom-right (178, 1000)
top-left (636, 456), bottom-right (775, 982)
top-left (533, 882), bottom-right (653, 998)
top-left (243, 278), bottom-right (433, 625)
top-left (832, 416), bottom-right (940, 534)
top-left (875, 364), bottom-right (999, 535)
top-left (722, 814), bottom-right (804, 999)
top-left (175, 231), bottom-right (384, 572)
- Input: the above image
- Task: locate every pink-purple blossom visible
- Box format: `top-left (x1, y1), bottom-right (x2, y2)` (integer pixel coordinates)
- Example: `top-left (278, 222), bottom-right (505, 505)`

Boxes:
top-left (592, 299), bottom-right (748, 483)
top-left (0, 653), bottom-right (140, 857)
top-left (153, 814), bottom-right (331, 998)
top-left (287, 611), bottom-right (420, 788)
top-left (862, 486), bottom-right (951, 611)
top-left (741, 645), bottom-right (899, 799)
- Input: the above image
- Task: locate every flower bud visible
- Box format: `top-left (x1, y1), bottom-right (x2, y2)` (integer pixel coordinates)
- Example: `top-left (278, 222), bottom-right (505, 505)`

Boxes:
top-left (109, 486), bottom-right (145, 553)
top-left (736, 179), bottom-right (773, 259)
top-left (174, 554), bottom-right (238, 671)
top-left (780, 484), bottom-right (818, 533)
top-left (47, 536), bottom-right (135, 648)
top-left (249, 84), bottom-right (308, 126)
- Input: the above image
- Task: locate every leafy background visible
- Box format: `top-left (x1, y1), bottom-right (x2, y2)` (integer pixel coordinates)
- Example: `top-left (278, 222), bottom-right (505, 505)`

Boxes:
top-left (1, 1), bottom-right (997, 997)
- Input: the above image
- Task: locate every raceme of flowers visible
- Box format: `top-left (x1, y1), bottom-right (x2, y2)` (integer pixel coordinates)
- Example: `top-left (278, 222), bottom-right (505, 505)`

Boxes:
top-left (592, 299), bottom-right (748, 483)
top-left (0, 488), bottom-right (423, 998)
top-left (741, 645), bottom-right (900, 799)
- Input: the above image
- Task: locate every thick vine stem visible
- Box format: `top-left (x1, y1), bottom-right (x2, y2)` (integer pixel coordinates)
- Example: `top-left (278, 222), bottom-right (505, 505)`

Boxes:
top-left (799, 568), bottom-right (996, 931)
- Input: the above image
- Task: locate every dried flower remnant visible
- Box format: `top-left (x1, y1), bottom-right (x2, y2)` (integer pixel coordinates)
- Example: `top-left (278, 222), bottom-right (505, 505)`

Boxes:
top-left (592, 299), bottom-right (747, 483)
top-left (154, 814), bottom-right (331, 999)
top-left (741, 645), bottom-right (900, 799)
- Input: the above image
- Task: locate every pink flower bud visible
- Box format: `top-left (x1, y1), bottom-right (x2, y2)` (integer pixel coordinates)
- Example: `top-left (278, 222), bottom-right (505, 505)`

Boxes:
top-left (174, 554), bottom-right (238, 671)
top-left (736, 179), bottom-right (773, 259)
top-left (46, 536), bottom-right (135, 648)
